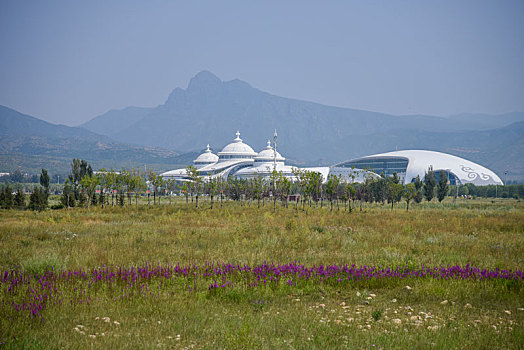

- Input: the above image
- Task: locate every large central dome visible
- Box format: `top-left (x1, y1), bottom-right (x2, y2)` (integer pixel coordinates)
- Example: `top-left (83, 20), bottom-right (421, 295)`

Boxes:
top-left (218, 131), bottom-right (257, 160)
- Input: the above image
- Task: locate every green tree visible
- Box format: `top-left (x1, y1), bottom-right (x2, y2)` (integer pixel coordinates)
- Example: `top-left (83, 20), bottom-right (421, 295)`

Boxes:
top-left (325, 174), bottom-right (340, 211)
top-left (423, 167), bottom-right (436, 202)
top-left (80, 174), bottom-right (100, 208)
top-left (386, 172), bottom-right (403, 210)
top-left (403, 183), bottom-right (417, 211)
top-left (39, 168), bottom-right (50, 198)
top-left (180, 182), bottom-right (190, 204)
top-left (14, 187), bottom-right (26, 209)
top-left (292, 168), bottom-right (305, 211)
top-left (186, 165), bottom-right (202, 208)
top-left (0, 185), bottom-right (14, 209)
top-left (413, 175), bottom-right (423, 203)
top-left (207, 177), bottom-right (221, 209)
top-left (344, 181), bottom-right (356, 212)
top-left (61, 180), bottom-right (76, 208)
top-left (252, 175), bottom-right (265, 208)
top-left (28, 187), bottom-right (47, 211)
top-left (69, 159), bottom-right (92, 200)
top-left (280, 175), bottom-right (292, 209)
top-left (309, 172), bottom-right (323, 208)
top-left (134, 170), bottom-right (146, 206)
top-left (437, 170), bottom-right (449, 202)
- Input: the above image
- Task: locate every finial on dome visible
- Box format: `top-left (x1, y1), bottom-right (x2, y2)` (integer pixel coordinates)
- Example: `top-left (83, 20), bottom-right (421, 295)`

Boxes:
top-left (266, 140), bottom-right (272, 149)
top-left (205, 144), bottom-right (211, 152)
top-left (234, 131), bottom-right (242, 142)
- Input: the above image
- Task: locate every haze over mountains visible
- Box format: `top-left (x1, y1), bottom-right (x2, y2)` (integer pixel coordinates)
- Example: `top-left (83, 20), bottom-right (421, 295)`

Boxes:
top-left (81, 71), bottom-right (524, 177)
top-left (1, 71), bottom-right (523, 179)
top-left (0, 105), bottom-right (182, 174)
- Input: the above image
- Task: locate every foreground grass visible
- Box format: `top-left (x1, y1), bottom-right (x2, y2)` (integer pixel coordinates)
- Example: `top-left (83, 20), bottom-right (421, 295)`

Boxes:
top-left (0, 199), bottom-right (523, 348)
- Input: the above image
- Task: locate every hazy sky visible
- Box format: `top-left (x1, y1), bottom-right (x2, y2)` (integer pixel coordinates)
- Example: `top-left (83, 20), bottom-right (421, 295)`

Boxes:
top-left (1, 1), bottom-right (523, 126)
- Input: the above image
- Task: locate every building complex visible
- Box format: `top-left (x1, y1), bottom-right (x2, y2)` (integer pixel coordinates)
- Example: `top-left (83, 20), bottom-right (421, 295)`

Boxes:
top-left (161, 131), bottom-right (503, 186)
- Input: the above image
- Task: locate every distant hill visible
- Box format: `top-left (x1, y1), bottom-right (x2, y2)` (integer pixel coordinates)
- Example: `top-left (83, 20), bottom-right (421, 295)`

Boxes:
top-left (80, 71), bottom-right (524, 178)
top-left (0, 105), bottom-right (183, 174)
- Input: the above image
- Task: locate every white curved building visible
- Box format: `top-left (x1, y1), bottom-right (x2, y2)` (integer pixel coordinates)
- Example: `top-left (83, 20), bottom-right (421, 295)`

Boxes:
top-left (333, 150), bottom-right (503, 185)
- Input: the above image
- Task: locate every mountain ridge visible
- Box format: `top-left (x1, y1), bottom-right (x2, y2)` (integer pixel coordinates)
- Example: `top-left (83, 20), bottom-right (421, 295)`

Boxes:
top-left (79, 71), bottom-right (524, 177)
top-left (0, 105), bottom-right (183, 174)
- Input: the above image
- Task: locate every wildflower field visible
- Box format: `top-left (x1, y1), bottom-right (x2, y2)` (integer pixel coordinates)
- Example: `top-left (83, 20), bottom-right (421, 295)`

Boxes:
top-left (0, 198), bottom-right (523, 349)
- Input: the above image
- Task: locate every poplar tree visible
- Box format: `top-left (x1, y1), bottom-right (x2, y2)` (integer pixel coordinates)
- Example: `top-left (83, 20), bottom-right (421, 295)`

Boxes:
top-left (437, 170), bottom-right (449, 202)
top-left (423, 167), bottom-right (436, 202)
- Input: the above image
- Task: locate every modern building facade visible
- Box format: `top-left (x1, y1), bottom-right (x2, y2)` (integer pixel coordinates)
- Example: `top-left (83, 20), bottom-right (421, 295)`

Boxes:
top-left (333, 150), bottom-right (503, 185)
top-left (161, 133), bottom-right (503, 186)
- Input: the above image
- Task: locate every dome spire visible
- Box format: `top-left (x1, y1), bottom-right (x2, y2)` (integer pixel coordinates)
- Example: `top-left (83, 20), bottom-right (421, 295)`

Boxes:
top-left (205, 144), bottom-right (211, 152)
top-left (234, 131), bottom-right (242, 143)
top-left (266, 140), bottom-right (272, 149)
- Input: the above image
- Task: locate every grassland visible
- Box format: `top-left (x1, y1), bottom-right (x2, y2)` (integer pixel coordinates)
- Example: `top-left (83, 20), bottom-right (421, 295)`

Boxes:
top-left (1, 198), bottom-right (523, 349)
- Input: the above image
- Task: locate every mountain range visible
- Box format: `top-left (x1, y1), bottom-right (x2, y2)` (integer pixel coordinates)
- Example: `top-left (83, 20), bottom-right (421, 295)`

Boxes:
top-left (81, 71), bottom-right (524, 178)
top-left (0, 105), bottom-right (184, 175)
top-left (1, 71), bottom-right (523, 179)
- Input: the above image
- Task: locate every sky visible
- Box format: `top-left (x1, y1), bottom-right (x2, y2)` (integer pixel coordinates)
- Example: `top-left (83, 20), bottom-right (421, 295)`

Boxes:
top-left (0, 0), bottom-right (523, 126)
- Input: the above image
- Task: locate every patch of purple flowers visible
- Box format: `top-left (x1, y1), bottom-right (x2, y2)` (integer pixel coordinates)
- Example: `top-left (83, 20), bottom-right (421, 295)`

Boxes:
top-left (1, 263), bottom-right (521, 322)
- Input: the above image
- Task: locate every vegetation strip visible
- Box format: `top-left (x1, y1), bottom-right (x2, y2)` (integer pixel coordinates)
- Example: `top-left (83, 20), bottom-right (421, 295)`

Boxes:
top-left (3, 263), bottom-right (521, 322)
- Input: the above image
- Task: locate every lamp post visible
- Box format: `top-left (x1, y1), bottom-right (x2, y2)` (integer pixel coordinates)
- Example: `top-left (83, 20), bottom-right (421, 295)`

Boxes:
top-left (273, 129), bottom-right (277, 173)
top-left (273, 129), bottom-right (278, 213)
top-left (273, 129), bottom-right (277, 195)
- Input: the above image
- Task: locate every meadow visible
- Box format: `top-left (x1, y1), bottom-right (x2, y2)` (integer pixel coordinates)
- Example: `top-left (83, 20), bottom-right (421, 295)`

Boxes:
top-left (0, 198), bottom-right (523, 349)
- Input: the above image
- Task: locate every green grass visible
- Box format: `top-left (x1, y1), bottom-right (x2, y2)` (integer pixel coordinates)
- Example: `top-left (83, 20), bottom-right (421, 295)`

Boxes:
top-left (0, 198), bottom-right (523, 349)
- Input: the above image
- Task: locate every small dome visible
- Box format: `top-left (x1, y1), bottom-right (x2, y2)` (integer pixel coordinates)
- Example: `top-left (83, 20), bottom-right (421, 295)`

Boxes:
top-left (194, 144), bottom-right (219, 164)
top-left (218, 131), bottom-right (257, 160)
top-left (255, 140), bottom-right (285, 162)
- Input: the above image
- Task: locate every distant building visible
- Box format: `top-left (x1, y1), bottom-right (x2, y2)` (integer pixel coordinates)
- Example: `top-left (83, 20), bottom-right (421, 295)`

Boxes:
top-left (161, 131), bottom-right (374, 183)
top-left (161, 134), bottom-right (502, 186)
top-left (333, 150), bottom-right (503, 185)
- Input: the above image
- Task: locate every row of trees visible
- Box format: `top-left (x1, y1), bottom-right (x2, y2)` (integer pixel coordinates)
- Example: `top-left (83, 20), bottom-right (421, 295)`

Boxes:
top-left (4, 158), bottom-right (518, 212)
top-left (0, 168), bottom-right (50, 210)
top-left (61, 159), bottom-right (175, 208)
top-left (178, 165), bottom-right (450, 212)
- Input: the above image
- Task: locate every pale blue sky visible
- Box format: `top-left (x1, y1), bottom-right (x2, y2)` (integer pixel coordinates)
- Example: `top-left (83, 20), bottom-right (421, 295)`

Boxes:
top-left (1, 0), bottom-right (523, 125)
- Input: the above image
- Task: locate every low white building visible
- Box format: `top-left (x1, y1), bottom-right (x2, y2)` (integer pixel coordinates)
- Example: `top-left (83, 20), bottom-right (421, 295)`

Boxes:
top-left (333, 150), bottom-right (503, 185)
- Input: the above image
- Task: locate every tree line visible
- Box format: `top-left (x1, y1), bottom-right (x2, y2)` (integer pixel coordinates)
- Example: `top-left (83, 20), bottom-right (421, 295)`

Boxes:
top-left (1, 159), bottom-right (520, 211)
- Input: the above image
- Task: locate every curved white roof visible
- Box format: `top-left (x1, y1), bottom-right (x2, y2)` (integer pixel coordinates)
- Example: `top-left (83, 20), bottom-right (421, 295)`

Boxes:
top-left (160, 168), bottom-right (187, 177)
top-left (344, 150), bottom-right (502, 185)
top-left (194, 144), bottom-right (219, 165)
top-left (255, 140), bottom-right (285, 162)
top-left (218, 131), bottom-right (257, 159)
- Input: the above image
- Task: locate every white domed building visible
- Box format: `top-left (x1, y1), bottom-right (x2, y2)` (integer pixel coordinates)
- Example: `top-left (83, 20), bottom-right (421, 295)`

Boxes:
top-left (161, 131), bottom-right (332, 182)
top-left (161, 131), bottom-right (258, 181)
top-left (193, 145), bottom-right (219, 169)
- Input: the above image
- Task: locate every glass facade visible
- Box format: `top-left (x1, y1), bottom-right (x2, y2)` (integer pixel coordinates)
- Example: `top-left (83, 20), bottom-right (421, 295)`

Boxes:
top-left (339, 157), bottom-right (409, 178)
top-left (433, 170), bottom-right (459, 186)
